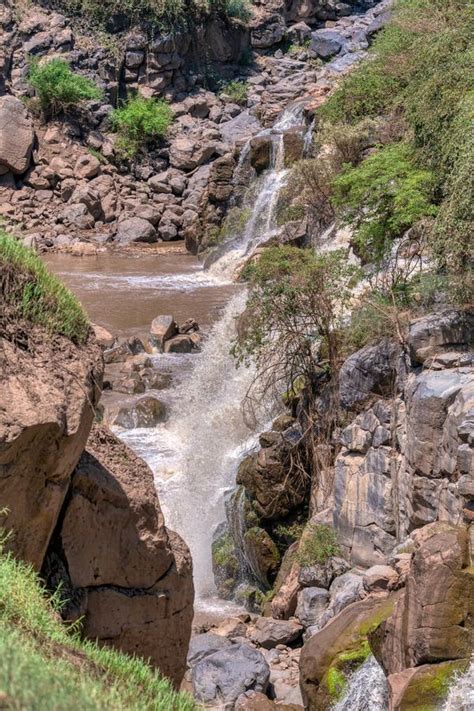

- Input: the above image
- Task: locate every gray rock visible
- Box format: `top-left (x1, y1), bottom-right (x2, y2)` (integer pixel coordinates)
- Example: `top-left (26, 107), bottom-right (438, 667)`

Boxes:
top-left (61, 203), bottom-right (95, 230)
top-left (328, 571), bottom-right (364, 615)
top-left (187, 633), bottom-right (232, 668)
top-left (295, 587), bottom-right (329, 628)
top-left (248, 617), bottom-right (303, 649)
top-left (311, 29), bottom-right (345, 58)
top-left (192, 642), bottom-right (270, 706)
top-left (408, 310), bottom-right (474, 365)
top-left (339, 339), bottom-right (401, 410)
top-left (298, 557), bottom-right (350, 589)
top-left (115, 217), bottom-right (157, 244)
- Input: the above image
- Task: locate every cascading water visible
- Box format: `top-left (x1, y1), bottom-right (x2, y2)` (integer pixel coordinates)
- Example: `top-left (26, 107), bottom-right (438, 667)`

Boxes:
top-left (205, 102), bottom-right (311, 279)
top-left (332, 656), bottom-right (390, 711)
top-left (443, 660), bottom-right (474, 710)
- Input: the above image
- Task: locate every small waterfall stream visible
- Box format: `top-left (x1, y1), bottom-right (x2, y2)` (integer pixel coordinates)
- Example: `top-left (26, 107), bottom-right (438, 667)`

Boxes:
top-left (332, 656), bottom-right (389, 711)
top-left (443, 660), bottom-right (474, 710)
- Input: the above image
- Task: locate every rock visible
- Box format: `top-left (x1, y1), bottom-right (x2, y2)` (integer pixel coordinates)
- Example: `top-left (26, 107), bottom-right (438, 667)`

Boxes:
top-left (250, 135), bottom-right (272, 172)
top-left (150, 314), bottom-right (178, 350)
top-left (310, 29), bottom-right (345, 58)
top-left (92, 323), bottom-right (115, 349)
top-left (408, 309), bottom-right (474, 364)
top-left (220, 111), bottom-right (262, 145)
top-left (74, 154), bottom-right (101, 180)
top-left (148, 173), bottom-right (172, 194)
top-left (188, 633), bottom-right (233, 667)
top-left (248, 617), bottom-right (303, 649)
top-left (300, 593), bottom-right (400, 711)
top-left (115, 217), bottom-right (157, 244)
top-left (298, 557), bottom-right (350, 589)
top-left (70, 185), bottom-right (103, 221)
top-left (214, 617), bottom-right (248, 640)
top-left (363, 565), bottom-right (399, 592)
top-left (169, 137), bottom-right (216, 171)
top-left (271, 544), bottom-right (300, 620)
top-left (243, 526), bottom-right (280, 587)
top-left (0, 329), bottom-right (102, 570)
top-left (339, 339), bottom-right (401, 411)
top-left (327, 571), bottom-right (364, 616)
top-left (251, 13), bottom-right (286, 49)
top-left (387, 659), bottom-right (470, 711)
top-left (295, 587), bottom-right (330, 628)
top-left (45, 426), bottom-right (193, 685)
top-left (107, 396), bottom-right (167, 428)
top-left (0, 95), bottom-right (34, 174)
top-left (235, 691), bottom-right (303, 710)
top-left (164, 334), bottom-right (200, 353)
top-left (62, 203), bottom-right (95, 230)
top-left (375, 523), bottom-right (473, 676)
top-left (192, 642), bottom-right (270, 706)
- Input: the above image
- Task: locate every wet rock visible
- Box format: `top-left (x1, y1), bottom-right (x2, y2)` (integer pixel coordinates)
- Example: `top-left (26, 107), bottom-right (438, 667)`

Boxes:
top-left (192, 642), bottom-right (270, 706)
top-left (271, 543), bottom-right (300, 620)
top-left (150, 314), bottom-right (178, 350)
top-left (164, 333), bottom-right (201, 353)
top-left (107, 395), bottom-right (167, 428)
top-left (115, 217), bottom-right (157, 244)
top-left (248, 617), bottom-right (303, 649)
top-left (0, 95), bottom-right (34, 174)
top-left (243, 526), bottom-right (280, 587)
top-left (250, 135), bottom-right (272, 172)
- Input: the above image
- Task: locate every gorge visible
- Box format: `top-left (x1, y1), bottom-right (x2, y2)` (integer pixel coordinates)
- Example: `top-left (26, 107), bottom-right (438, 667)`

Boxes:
top-left (0, 0), bottom-right (472, 709)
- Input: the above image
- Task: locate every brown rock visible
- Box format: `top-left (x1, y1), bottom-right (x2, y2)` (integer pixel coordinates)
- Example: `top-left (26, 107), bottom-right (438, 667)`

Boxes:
top-left (150, 314), bottom-right (177, 350)
top-left (74, 154), bottom-right (101, 180)
top-left (0, 95), bottom-right (35, 174)
top-left (0, 331), bottom-right (102, 570)
top-left (48, 426), bottom-right (194, 685)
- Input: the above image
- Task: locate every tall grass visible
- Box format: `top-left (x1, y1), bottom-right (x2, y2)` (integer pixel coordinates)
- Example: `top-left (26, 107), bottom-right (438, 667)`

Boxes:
top-left (0, 550), bottom-right (197, 710)
top-left (0, 232), bottom-right (90, 344)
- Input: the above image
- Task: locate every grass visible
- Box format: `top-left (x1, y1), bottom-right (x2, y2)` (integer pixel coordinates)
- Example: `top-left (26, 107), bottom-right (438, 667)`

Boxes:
top-left (0, 549), bottom-right (197, 710)
top-left (0, 231), bottom-right (90, 344)
top-left (28, 59), bottom-right (102, 116)
top-left (111, 96), bottom-right (173, 157)
top-left (296, 523), bottom-right (340, 567)
top-left (219, 80), bottom-right (249, 106)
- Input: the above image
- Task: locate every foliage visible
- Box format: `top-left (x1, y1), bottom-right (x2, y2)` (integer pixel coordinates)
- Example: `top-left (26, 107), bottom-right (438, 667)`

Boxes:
top-left (28, 59), bottom-right (101, 116)
top-left (220, 79), bottom-right (249, 105)
top-left (296, 523), bottom-right (340, 567)
top-left (0, 232), bottom-right (89, 344)
top-left (277, 158), bottom-right (335, 233)
top-left (332, 143), bottom-right (437, 263)
top-left (273, 521), bottom-right (304, 544)
top-left (46, 0), bottom-right (251, 32)
top-left (233, 247), bottom-right (357, 411)
top-left (0, 549), bottom-right (196, 710)
top-left (111, 96), bottom-right (173, 157)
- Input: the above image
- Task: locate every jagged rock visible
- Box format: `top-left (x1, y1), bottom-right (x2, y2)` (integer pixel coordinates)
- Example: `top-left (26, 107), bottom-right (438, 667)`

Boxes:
top-left (214, 617), bottom-right (248, 639)
top-left (300, 593), bottom-right (400, 711)
top-left (106, 395), bottom-right (167, 428)
top-left (298, 557), bottom-right (350, 589)
top-left (150, 314), bottom-right (178, 350)
top-left (46, 426), bottom-right (193, 685)
top-left (74, 154), bottom-right (101, 180)
top-left (91, 323), bottom-right (115, 349)
top-left (248, 617), bottom-right (303, 649)
top-left (115, 217), bottom-right (157, 244)
top-left (363, 564), bottom-right (398, 592)
top-left (0, 95), bottom-right (34, 174)
top-left (188, 633), bottom-right (233, 667)
top-left (61, 203), bottom-right (95, 229)
top-left (339, 339), bottom-right (401, 411)
top-left (0, 327), bottom-right (102, 570)
top-left (164, 333), bottom-right (201, 353)
top-left (70, 185), bottom-right (104, 221)
top-left (408, 309), bottom-right (474, 365)
top-left (251, 12), bottom-right (287, 49)
top-left (250, 135), bottom-right (272, 172)
top-left (243, 526), bottom-right (280, 587)
top-left (271, 543), bottom-right (301, 619)
top-left (169, 137), bottom-right (216, 171)
top-left (310, 29), bottom-right (345, 58)
top-left (192, 642), bottom-right (270, 706)
top-left (374, 523), bottom-right (473, 676)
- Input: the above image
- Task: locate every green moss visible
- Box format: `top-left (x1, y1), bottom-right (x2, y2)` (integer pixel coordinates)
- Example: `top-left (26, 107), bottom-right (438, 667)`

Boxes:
top-left (337, 640), bottom-right (371, 665)
top-left (324, 667), bottom-right (347, 701)
top-left (399, 660), bottom-right (468, 711)
top-left (0, 231), bottom-right (89, 344)
top-left (0, 550), bottom-right (196, 710)
top-left (296, 523), bottom-right (340, 567)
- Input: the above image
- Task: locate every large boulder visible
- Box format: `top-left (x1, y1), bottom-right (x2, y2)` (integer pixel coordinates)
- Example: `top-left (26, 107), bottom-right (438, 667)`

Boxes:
top-left (192, 642), bottom-right (270, 706)
top-left (300, 593), bottom-right (400, 711)
top-left (0, 329), bottom-right (102, 570)
top-left (247, 617), bottom-right (303, 649)
top-left (408, 309), bottom-right (473, 365)
top-left (0, 95), bottom-right (35, 174)
top-left (115, 217), bottom-right (157, 244)
top-left (45, 426), bottom-right (194, 686)
top-left (339, 339), bottom-right (401, 411)
top-left (310, 29), bottom-right (345, 59)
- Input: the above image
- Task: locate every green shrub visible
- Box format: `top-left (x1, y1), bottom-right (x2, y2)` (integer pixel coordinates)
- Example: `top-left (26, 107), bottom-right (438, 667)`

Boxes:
top-left (222, 0), bottom-right (252, 21)
top-left (332, 143), bottom-right (437, 262)
top-left (111, 96), bottom-right (173, 157)
top-left (28, 59), bottom-right (101, 115)
top-left (0, 232), bottom-right (89, 344)
top-left (0, 550), bottom-right (196, 710)
top-left (220, 80), bottom-right (249, 105)
top-left (296, 523), bottom-right (340, 567)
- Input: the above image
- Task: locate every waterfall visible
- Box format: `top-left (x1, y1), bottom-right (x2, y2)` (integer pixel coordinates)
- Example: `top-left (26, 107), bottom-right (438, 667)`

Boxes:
top-left (443, 660), bottom-right (474, 710)
top-left (206, 102), bottom-right (310, 279)
top-left (332, 656), bottom-right (389, 711)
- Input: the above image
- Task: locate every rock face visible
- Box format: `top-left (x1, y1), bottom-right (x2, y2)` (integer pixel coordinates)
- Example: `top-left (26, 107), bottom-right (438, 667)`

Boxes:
top-left (0, 95), bottom-right (34, 174)
top-left (0, 329), bottom-right (102, 569)
top-left (44, 426), bottom-right (194, 686)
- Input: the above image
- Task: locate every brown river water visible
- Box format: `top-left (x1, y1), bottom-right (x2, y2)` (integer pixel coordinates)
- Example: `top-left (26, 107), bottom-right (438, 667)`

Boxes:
top-left (44, 247), bottom-right (239, 338)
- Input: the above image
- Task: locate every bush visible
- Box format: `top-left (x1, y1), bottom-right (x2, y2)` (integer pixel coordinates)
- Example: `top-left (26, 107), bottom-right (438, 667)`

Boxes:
top-left (296, 523), bottom-right (340, 567)
top-left (0, 549), bottom-right (196, 710)
top-left (332, 143), bottom-right (437, 263)
top-left (0, 232), bottom-right (89, 344)
top-left (220, 80), bottom-right (249, 105)
top-left (28, 59), bottom-right (102, 116)
top-left (111, 96), bottom-right (173, 157)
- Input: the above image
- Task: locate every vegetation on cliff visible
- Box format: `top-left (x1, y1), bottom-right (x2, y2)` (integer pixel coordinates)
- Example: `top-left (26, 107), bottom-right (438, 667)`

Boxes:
top-left (0, 545), bottom-right (196, 710)
top-left (28, 59), bottom-right (102, 116)
top-left (0, 232), bottom-right (89, 343)
top-left (111, 96), bottom-right (174, 156)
